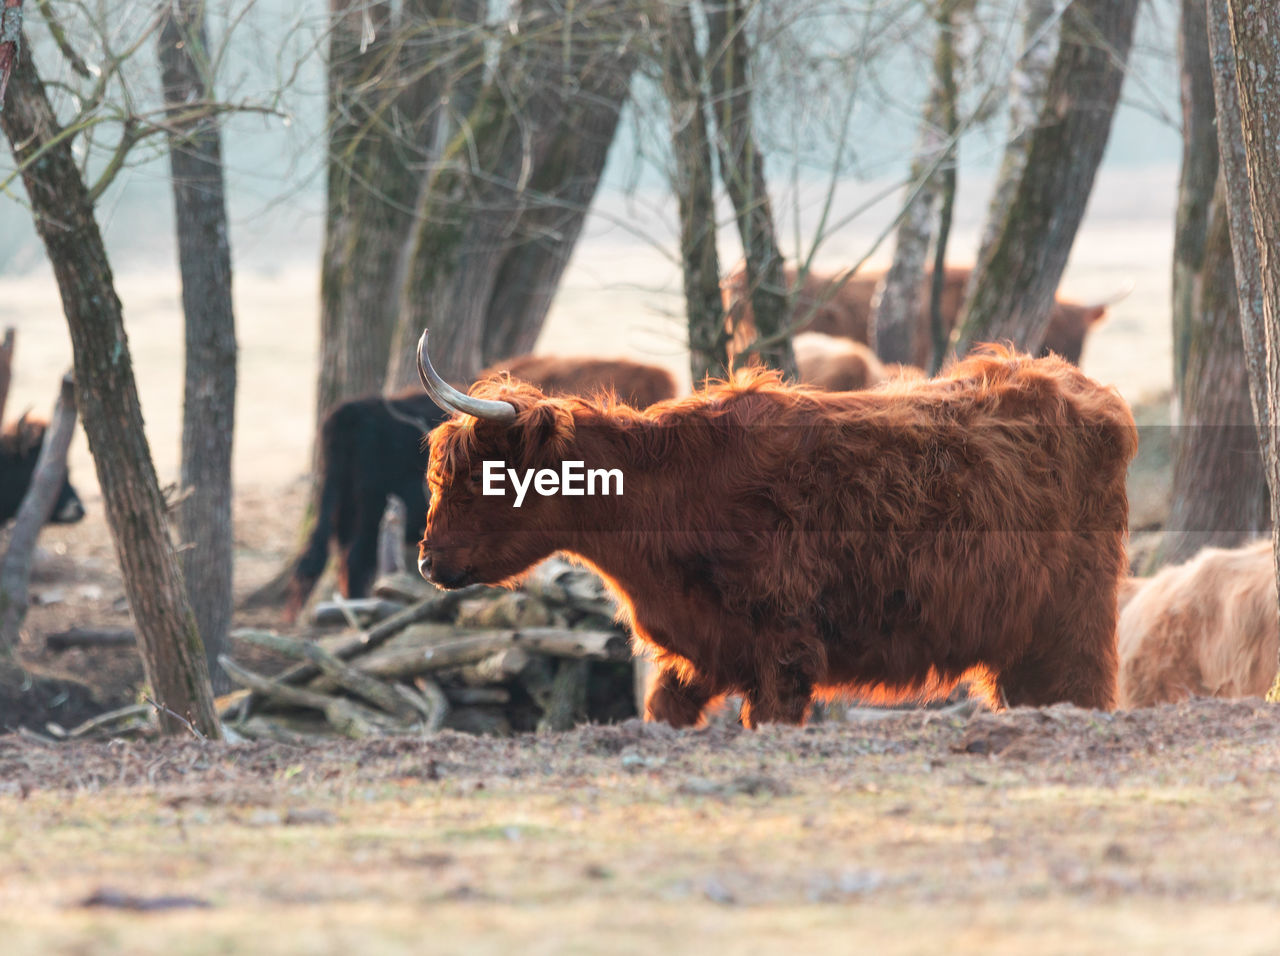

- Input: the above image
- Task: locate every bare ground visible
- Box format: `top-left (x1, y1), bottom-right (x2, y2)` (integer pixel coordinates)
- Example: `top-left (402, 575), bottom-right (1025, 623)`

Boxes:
top-left (2, 700), bottom-right (1279, 953)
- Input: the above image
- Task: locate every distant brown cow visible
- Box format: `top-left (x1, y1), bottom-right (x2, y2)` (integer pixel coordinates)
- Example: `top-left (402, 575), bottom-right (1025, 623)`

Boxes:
top-left (1118, 540), bottom-right (1277, 708)
top-left (723, 264), bottom-right (1124, 367)
top-left (416, 333), bottom-right (1137, 726)
top-left (792, 333), bottom-right (887, 391)
top-left (482, 354), bottom-right (677, 409)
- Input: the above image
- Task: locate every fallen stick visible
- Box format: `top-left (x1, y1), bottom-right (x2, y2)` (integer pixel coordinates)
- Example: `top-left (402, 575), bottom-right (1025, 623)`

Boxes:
top-left (262, 583), bottom-right (501, 693)
top-left (311, 597), bottom-right (405, 628)
top-left (313, 627), bottom-right (628, 690)
top-left (219, 655), bottom-right (403, 739)
top-left (233, 630), bottom-right (419, 722)
top-left (45, 628), bottom-right (136, 653)
top-left (63, 702), bottom-right (151, 738)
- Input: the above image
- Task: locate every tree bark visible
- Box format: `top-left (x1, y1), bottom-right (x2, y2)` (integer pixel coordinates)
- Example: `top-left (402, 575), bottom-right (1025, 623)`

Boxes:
top-left (658, 2), bottom-right (729, 384)
top-left (876, 0), bottom-right (970, 369)
top-left (320, 0), bottom-right (486, 406)
top-left (0, 37), bottom-right (220, 738)
top-left (704, 0), bottom-right (795, 378)
top-left (972, 0), bottom-right (1060, 271)
top-left (952, 0), bottom-right (1140, 357)
top-left (387, 0), bottom-right (638, 388)
top-left (1170, 0), bottom-right (1219, 415)
top-left (1222, 0), bottom-right (1280, 696)
top-left (1207, 0), bottom-right (1270, 468)
top-left (0, 373), bottom-right (75, 652)
top-left (1158, 175), bottom-right (1269, 567)
top-left (159, 0), bottom-right (238, 695)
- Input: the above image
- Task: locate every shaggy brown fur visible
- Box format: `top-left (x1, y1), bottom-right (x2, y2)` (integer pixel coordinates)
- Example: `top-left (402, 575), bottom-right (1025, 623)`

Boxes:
top-left (481, 355), bottom-right (678, 409)
top-left (793, 333), bottom-right (887, 391)
top-left (1118, 540), bottom-right (1277, 708)
top-left (419, 347), bottom-right (1136, 727)
top-left (723, 264), bottom-right (1114, 367)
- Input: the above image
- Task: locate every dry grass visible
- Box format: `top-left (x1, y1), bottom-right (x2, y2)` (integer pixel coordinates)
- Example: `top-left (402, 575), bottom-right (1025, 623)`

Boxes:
top-left (1, 700), bottom-right (1279, 953)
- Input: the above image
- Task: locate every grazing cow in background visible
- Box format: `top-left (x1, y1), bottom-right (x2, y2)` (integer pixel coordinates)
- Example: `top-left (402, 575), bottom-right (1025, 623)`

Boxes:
top-left (285, 389), bottom-right (444, 622)
top-left (484, 355), bottom-right (678, 410)
top-left (792, 333), bottom-right (887, 391)
top-left (285, 355), bottom-right (680, 622)
top-left (416, 333), bottom-right (1137, 726)
top-left (0, 415), bottom-right (85, 525)
top-left (723, 264), bottom-right (1127, 368)
top-left (1118, 540), bottom-right (1278, 708)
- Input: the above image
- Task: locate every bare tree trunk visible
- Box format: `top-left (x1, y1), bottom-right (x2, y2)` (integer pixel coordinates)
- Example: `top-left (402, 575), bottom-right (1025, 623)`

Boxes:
top-left (1159, 176), bottom-right (1269, 567)
top-left (658, 2), bottom-right (729, 384)
top-left (159, 0), bottom-right (238, 695)
top-left (0, 37), bottom-right (220, 738)
top-left (704, 0), bottom-right (795, 378)
top-left (1207, 0), bottom-right (1271, 467)
top-left (926, 1), bottom-right (961, 375)
top-left (972, 0), bottom-right (1060, 271)
top-left (876, 0), bottom-right (969, 368)
top-left (1221, 0), bottom-right (1280, 697)
top-left (1171, 0), bottom-right (1219, 416)
top-left (323, 0), bottom-right (486, 400)
top-left (0, 373), bottom-right (75, 652)
top-left (952, 0), bottom-right (1140, 358)
top-left (386, 0), bottom-right (638, 387)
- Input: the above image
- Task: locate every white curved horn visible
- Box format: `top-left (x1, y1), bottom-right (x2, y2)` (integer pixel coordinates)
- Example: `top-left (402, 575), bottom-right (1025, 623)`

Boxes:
top-left (416, 330), bottom-right (517, 422)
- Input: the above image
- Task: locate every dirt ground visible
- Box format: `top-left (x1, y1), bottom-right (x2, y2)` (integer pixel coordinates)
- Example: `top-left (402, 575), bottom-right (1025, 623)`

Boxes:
top-left (3, 701), bottom-right (1280, 954)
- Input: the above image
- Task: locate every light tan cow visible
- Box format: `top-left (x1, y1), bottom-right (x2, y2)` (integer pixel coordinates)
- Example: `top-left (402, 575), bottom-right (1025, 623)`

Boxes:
top-left (1118, 540), bottom-right (1278, 708)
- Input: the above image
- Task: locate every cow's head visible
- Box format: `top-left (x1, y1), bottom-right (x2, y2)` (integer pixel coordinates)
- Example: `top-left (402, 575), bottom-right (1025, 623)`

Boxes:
top-left (415, 332), bottom-right (577, 589)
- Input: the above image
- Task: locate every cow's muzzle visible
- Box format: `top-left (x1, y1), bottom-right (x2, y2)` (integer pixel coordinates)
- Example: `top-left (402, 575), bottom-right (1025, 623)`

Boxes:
top-left (418, 552), bottom-right (473, 589)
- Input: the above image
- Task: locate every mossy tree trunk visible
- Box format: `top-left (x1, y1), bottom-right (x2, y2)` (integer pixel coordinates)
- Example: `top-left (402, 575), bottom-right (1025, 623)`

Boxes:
top-left (159, 0), bottom-right (238, 695)
top-left (0, 36), bottom-right (220, 738)
top-left (704, 0), bottom-right (795, 379)
top-left (657, 2), bottom-right (729, 385)
top-left (1171, 0), bottom-right (1219, 417)
top-left (319, 0), bottom-right (485, 413)
top-left (386, 0), bottom-right (639, 388)
top-left (952, 0), bottom-right (1140, 357)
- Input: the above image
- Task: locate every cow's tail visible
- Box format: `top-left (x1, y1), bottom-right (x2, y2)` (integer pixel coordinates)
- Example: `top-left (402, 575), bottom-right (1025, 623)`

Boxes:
top-left (284, 417), bottom-right (347, 624)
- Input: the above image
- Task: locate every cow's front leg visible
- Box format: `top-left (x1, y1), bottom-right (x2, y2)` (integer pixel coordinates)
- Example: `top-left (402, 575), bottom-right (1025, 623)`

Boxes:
top-left (739, 651), bottom-right (819, 728)
top-left (646, 668), bottom-right (717, 728)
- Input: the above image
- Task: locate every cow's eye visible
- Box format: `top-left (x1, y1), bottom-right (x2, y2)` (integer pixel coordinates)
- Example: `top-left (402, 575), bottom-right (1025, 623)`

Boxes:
top-left (467, 471), bottom-right (484, 488)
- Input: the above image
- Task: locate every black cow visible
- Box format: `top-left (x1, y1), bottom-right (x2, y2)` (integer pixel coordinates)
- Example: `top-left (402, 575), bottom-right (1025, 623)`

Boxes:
top-left (285, 389), bottom-right (443, 622)
top-left (0, 415), bottom-right (85, 525)
top-left (285, 356), bottom-right (680, 622)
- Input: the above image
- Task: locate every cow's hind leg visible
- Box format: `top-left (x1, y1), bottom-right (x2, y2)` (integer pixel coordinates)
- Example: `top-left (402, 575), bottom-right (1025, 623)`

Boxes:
top-left (998, 585), bottom-right (1119, 710)
top-left (646, 668), bottom-right (717, 728)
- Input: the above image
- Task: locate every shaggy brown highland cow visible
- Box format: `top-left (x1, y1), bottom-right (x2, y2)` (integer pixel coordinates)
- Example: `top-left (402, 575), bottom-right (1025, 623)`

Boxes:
top-left (416, 332), bottom-right (1137, 727)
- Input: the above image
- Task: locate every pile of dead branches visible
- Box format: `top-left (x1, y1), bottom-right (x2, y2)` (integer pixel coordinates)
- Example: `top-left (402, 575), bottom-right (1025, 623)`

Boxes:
top-left (219, 558), bottom-right (638, 741)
